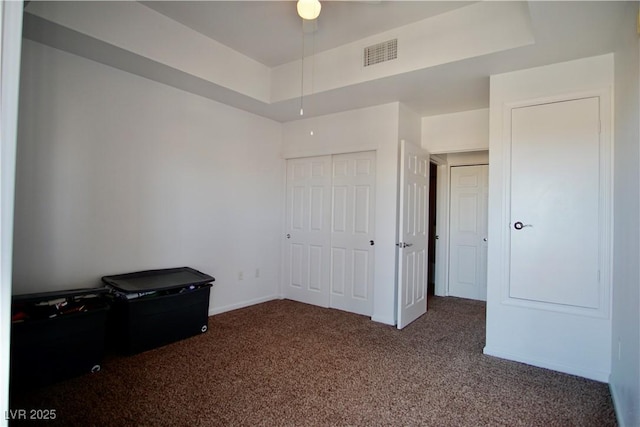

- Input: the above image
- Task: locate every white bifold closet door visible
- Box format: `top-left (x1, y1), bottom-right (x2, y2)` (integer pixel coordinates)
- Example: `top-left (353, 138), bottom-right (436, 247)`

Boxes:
top-left (284, 156), bottom-right (332, 308)
top-left (330, 152), bottom-right (376, 316)
top-left (284, 152), bottom-right (376, 316)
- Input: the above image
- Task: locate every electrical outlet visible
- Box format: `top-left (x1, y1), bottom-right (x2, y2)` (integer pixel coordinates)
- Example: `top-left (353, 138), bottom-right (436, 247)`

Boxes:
top-left (238, 271), bottom-right (243, 280)
top-left (255, 268), bottom-right (260, 278)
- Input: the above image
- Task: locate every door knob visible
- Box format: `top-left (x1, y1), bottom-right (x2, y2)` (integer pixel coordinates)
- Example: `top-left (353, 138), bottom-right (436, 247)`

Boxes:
top-left (370, 240), bottom-right (375, 246)
top-left (513, 222), bottom-right (532, 230)
top-left (483, 237), bottom-right (488, 242)
top-left (286, 234), bottom-right (291, 239)
top-left (396, 242), bottom-right (413, 248)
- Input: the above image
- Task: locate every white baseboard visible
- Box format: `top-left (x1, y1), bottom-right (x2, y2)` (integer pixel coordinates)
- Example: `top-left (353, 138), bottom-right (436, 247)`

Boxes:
top-left (609, 382), bottom-right (624, 427)
top-left (483, 345), bottom-right (610, 383)
top-left (609, 381), bottom-right (637, 427)
top-left (208, 295), bottom-right (280, 316)
top-left (371, 315), bottom-right (395, 326)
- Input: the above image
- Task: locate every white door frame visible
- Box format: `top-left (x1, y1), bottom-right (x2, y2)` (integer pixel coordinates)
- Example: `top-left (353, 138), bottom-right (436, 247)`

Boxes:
top-left (1, 1), bottom-right (24, 422)
top-left (431, 152), bottom-right (489, 298)
top-left (429, 155), bottom-right (448, 297)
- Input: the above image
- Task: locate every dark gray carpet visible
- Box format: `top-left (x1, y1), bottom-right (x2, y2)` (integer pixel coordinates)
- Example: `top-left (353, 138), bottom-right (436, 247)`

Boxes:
top-left (10, 296), bottom-right (616, 426)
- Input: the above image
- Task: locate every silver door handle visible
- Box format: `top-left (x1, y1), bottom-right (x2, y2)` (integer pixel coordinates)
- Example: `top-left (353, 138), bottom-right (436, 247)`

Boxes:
top-left (483, 237), bottom-right (487, 242)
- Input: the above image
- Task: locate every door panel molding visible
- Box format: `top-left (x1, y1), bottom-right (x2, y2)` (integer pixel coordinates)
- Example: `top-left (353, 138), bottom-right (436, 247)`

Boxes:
top-left (500, 90), bottom-right (612, 318)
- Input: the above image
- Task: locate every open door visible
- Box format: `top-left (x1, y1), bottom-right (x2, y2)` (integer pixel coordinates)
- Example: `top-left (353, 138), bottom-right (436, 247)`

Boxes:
top-left (397, 140), bottom-right (430, 329)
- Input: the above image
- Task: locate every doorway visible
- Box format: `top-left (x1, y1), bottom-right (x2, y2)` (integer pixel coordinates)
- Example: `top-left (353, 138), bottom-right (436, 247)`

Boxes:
top-left (427, 162), bottom-right (438, 296)
top-left (430, 151), bottom-right (489, 299)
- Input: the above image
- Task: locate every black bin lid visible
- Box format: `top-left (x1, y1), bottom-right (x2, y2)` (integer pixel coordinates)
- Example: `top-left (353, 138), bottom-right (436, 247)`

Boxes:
top-left (101, 267), bottom-right (214, 293)
top-left (12, 287), bottom-right (109, 304)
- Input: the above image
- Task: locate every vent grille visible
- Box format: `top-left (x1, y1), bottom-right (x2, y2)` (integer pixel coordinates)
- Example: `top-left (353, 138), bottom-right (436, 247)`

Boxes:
top-left (364, 39), bottom-right (398, 67)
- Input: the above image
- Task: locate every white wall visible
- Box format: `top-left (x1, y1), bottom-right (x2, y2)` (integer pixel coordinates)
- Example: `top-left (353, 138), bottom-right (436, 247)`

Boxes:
top-left (444, 151), bottom-right (489, 166)
top-left (399, 103), bottom-right (421, 148)
top-left (610, 3), bottom-right (640, 425)
top-left (26, 1), bottom-right (271, 103)
top-left (14, 40), bottom-right (284, 315)
top-left (282, 102), bottom-right (400, 325)
top-left (421, 109), bottom-right (489, 154)
top-left (485, 54), bottom-right (614, 382)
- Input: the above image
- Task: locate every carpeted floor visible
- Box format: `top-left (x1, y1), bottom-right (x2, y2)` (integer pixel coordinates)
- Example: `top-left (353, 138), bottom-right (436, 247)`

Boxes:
top-left (10, 296), bottom-right (616, 426)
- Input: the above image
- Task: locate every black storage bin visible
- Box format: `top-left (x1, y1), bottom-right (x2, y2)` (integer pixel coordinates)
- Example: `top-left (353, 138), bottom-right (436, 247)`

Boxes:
top-left (10, 288), bottom-right (109, 390)
top-left (103, 267), bottom-right (214, 355)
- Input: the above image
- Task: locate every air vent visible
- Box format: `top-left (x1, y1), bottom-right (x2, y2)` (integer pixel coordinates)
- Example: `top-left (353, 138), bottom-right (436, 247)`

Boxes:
top-left (364, 39), bottom-right (398, 67)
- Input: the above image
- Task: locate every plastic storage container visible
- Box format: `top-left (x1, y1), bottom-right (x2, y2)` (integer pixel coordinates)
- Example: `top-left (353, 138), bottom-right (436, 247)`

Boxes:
top-left (102, 267), bottom-right (214, 355)
top-left (10, 288), bottom-right (109, 389)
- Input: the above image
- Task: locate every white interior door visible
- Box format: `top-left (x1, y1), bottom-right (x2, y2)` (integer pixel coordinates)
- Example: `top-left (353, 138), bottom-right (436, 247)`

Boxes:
top-left (448, 165), bottom-right (488, 301)
top-left (397, 140), bottom-right (430, 329)
top-left (284, 156), bottom-right (332, 307)
top-left (1, 2), bottom-right (24, 419)
top-left (510, 97), bottom-right (601, 308)
top-left (330, 151), bottom-right (376, 316)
